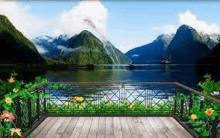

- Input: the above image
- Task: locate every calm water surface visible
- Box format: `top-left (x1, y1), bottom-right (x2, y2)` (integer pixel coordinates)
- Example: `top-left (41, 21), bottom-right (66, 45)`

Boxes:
top-left (1, 64), bottom-right (219, 105)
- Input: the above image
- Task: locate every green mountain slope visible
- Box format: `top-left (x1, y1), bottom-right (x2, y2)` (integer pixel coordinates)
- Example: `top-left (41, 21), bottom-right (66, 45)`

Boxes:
top-left (0, 15), bottom-right (46, 65)
top-left (55, 30), bottom-right (114, 65)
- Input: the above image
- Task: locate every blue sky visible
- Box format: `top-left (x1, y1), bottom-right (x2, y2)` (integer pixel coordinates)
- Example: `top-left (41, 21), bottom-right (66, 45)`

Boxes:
top-left (1, 1), bottom-right (220, 53)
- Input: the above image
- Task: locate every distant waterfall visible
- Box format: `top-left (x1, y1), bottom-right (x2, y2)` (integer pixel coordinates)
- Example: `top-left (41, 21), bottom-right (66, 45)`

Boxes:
top-left (84, 18), bottom-right (120, 65)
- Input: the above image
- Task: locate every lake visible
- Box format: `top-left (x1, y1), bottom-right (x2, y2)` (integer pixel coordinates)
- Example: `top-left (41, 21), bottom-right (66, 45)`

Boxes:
top-left (0, 64), bottom-right (219, 105)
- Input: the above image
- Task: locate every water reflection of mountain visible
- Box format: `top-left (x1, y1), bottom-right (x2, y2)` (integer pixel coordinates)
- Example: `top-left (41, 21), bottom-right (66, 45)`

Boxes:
top-left (161, 64), bottom-right (172, 76)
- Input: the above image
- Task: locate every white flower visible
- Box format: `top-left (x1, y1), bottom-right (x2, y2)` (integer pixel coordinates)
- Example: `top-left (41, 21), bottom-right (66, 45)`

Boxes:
top-left (211, 91), bottom-right (220, 96)
top-left (168, 96), bottom-right (174, 102)
top-left (200, 96), bottom-right (205, 101)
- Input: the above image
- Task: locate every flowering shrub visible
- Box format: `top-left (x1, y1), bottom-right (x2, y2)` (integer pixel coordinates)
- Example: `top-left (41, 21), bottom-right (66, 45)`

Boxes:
top-left (0, 71), bottom-right (48, 137)
top-left (174, 74), bottom-right (220, 137)
top-left (198, 73), bottom-right (220, 99)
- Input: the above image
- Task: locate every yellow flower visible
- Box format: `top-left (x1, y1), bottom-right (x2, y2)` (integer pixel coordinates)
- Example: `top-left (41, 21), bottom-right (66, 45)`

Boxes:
top-left (73, 97), bottom-right (84, 102)
top-left (64, 102), bottom-right (71, 106)
top-left (191, 114), bottom-right (197, 120)
top-left (10, 128), bottom-right (15, 136)
top-left (5, 97), bottom-right (12, 104)
top-left (9, 77), bottom-right (14, 83)
top-left (16, 128), bottom-right (22, 137)
top-left (205, 108), bottom-right (214, 116)
top-left (130, 103), bottom-right (134, 109)
top-left (13, 88), bottom-right (18, 93)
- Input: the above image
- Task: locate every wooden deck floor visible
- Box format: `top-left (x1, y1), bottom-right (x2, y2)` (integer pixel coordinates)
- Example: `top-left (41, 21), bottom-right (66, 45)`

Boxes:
top-left (31, 116), bottom-right (193, 138)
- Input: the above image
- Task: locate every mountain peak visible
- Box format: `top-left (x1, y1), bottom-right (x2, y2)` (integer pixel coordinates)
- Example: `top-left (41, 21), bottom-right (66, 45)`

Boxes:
top-left (0, 14), bottom-right (7, 19)
top-left (173, 24), bottom-right (200, 42)
top-left (80, 30), bottom-right (93, 36)
top-left (178, 24), bottom-right (194, 30)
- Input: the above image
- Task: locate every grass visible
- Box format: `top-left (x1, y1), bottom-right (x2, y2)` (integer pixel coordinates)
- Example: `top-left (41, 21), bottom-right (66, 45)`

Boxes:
top-left (46, 99), bottom-right (174, 115)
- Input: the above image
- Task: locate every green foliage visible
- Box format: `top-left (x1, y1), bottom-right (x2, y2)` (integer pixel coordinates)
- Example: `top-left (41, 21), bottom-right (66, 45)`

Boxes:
top-left (198, 73), bottom-right (220, 97)
top-left (182, 73), bottom-right (220, 137)
top-left (55, 30), bottom-right (114, 65)
top-left (0, 15), bottom-right (46, 65)
top-left (0, 71), bottom-right (50, 137)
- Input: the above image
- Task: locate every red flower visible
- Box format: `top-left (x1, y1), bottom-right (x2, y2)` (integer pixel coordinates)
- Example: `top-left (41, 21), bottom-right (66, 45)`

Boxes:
top-left (0, 110), bottom-right (15, 122)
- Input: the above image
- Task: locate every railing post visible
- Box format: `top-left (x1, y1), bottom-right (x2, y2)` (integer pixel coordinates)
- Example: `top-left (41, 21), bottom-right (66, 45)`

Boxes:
top-left (211, 115), bottom-right (219, 138)
top-left (43, 85), bottom-right (47, 115)
top-left (27, 98), bottom-right (32, 128)
top-left (16, 96), bottom-right (22, 129)
top-left (174, 90), bottom-right (177, 115)
top-left (189, 95), bottom-right (193, 114)
top-left (0, 104), bottom-right (4, 138)
top-left (36, 88), bottom-right (40, 119)
top-left (180, 99), bottom-right (184, 120)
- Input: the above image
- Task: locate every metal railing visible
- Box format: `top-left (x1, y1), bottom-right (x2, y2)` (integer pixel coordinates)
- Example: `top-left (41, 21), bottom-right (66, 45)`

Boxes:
top-left (1, 82), bottom-right (219, 138)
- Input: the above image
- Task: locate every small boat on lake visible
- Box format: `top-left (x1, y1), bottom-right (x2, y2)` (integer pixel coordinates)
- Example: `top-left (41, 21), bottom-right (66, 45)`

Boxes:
top-left (161, 53), bottom-right (172, 64)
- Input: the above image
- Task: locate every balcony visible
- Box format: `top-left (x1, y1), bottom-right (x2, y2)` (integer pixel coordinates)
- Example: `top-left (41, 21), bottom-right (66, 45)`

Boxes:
top-left (0, 82), bottom-right (219, 138)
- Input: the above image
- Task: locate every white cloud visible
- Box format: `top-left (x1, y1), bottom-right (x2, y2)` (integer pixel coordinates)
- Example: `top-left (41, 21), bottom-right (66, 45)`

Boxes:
top-left (57, 45), bottom-right (80, 52)
top-left (152, 25), bottom-right (177, 35)
top-left (53, 29), bottom-right (64, 37)
top-left (35, 45), bottom-right (48, 54)
top-left (116, 37), bottom-right (155, 53)
top-left (0, 1), bottom-right (50, 39)
top-left (178, 10), bottom-right (220, 35)
top-left (153, 10), bottom-right (220, 37)
top-left (55, 1), bottom-right (108, 39)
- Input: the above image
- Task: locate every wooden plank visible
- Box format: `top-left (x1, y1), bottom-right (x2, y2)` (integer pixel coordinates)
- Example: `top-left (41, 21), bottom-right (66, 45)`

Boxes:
top-left (153, 117), bottom-right (176, 138)
top-left (168, 117), bottom-right (193, 138)
top-left (133, 117), bottom-right (149, 138)
top-left (62, 117), bottom-right (79, 138)
top-left (57, 117), bottom-right (72, 134)
top-left (44, 117), bottom-right (66, 138)
top-left (35, 117), bottom-right (59, 138)
top-left (147, 117), bottom-right (167, 138)
top-left (97, 117), bottom-right (106, 138)
top-left (106, 117), bottom-right (114, 138)
top-left (79, 117), bottom-right (93, 138)
top-left (120, 117), bottom-right (132, 138)
top-left (113, 117), bottom-right (123, 138)
top-left (32, 117), bottom-right (53, 136)
top-left (88, 117), bottom-right (99, 138)
top-left (126, 117), bottom-right (141, 138)
top-left (70, 117), bottom-right (86, 138)
top-left (160, 117), bottom-right (191, 138)
top-left (139, 117), bottom-right (159, 138)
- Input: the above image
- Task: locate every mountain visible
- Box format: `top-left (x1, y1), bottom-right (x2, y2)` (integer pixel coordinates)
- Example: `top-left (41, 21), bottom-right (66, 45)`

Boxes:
top-left (125, 34), bottom-right (174, 64)
top-left (33, 31), bottom-right (131, 65)
top-left (0, 15), bottom-right (46, 65)
top-left (32, 34), bottom-right (70, 58)
top-left (166, 24), bottom-right (211, 64)
top-left (54, 30), bottom-right (114, 65)
top-left (104, 41), bottom-right (132, 64)
top-left (199, 33), bottom-right (218, 50)
top-left (210, 41), bottom-right (220, 63)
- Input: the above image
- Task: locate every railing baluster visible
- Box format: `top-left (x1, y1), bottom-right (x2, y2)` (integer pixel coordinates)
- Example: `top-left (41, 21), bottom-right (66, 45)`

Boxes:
top-left (174, 90), bottom-right (177, 115)
top-left (44, 85), bottom-right (47, 115)
top-left (211, 115), bottom-right (219, 138)
top-left (181, 99), bottom-right (184, 120)
top-left (27, 98), bottom-right (32, 128)
top-left (16, 96), bottom-right (22, 129)
top-left (189, 95), bottom-right (193, 114)
top-left (36, 88), bottom-right (40, 120)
